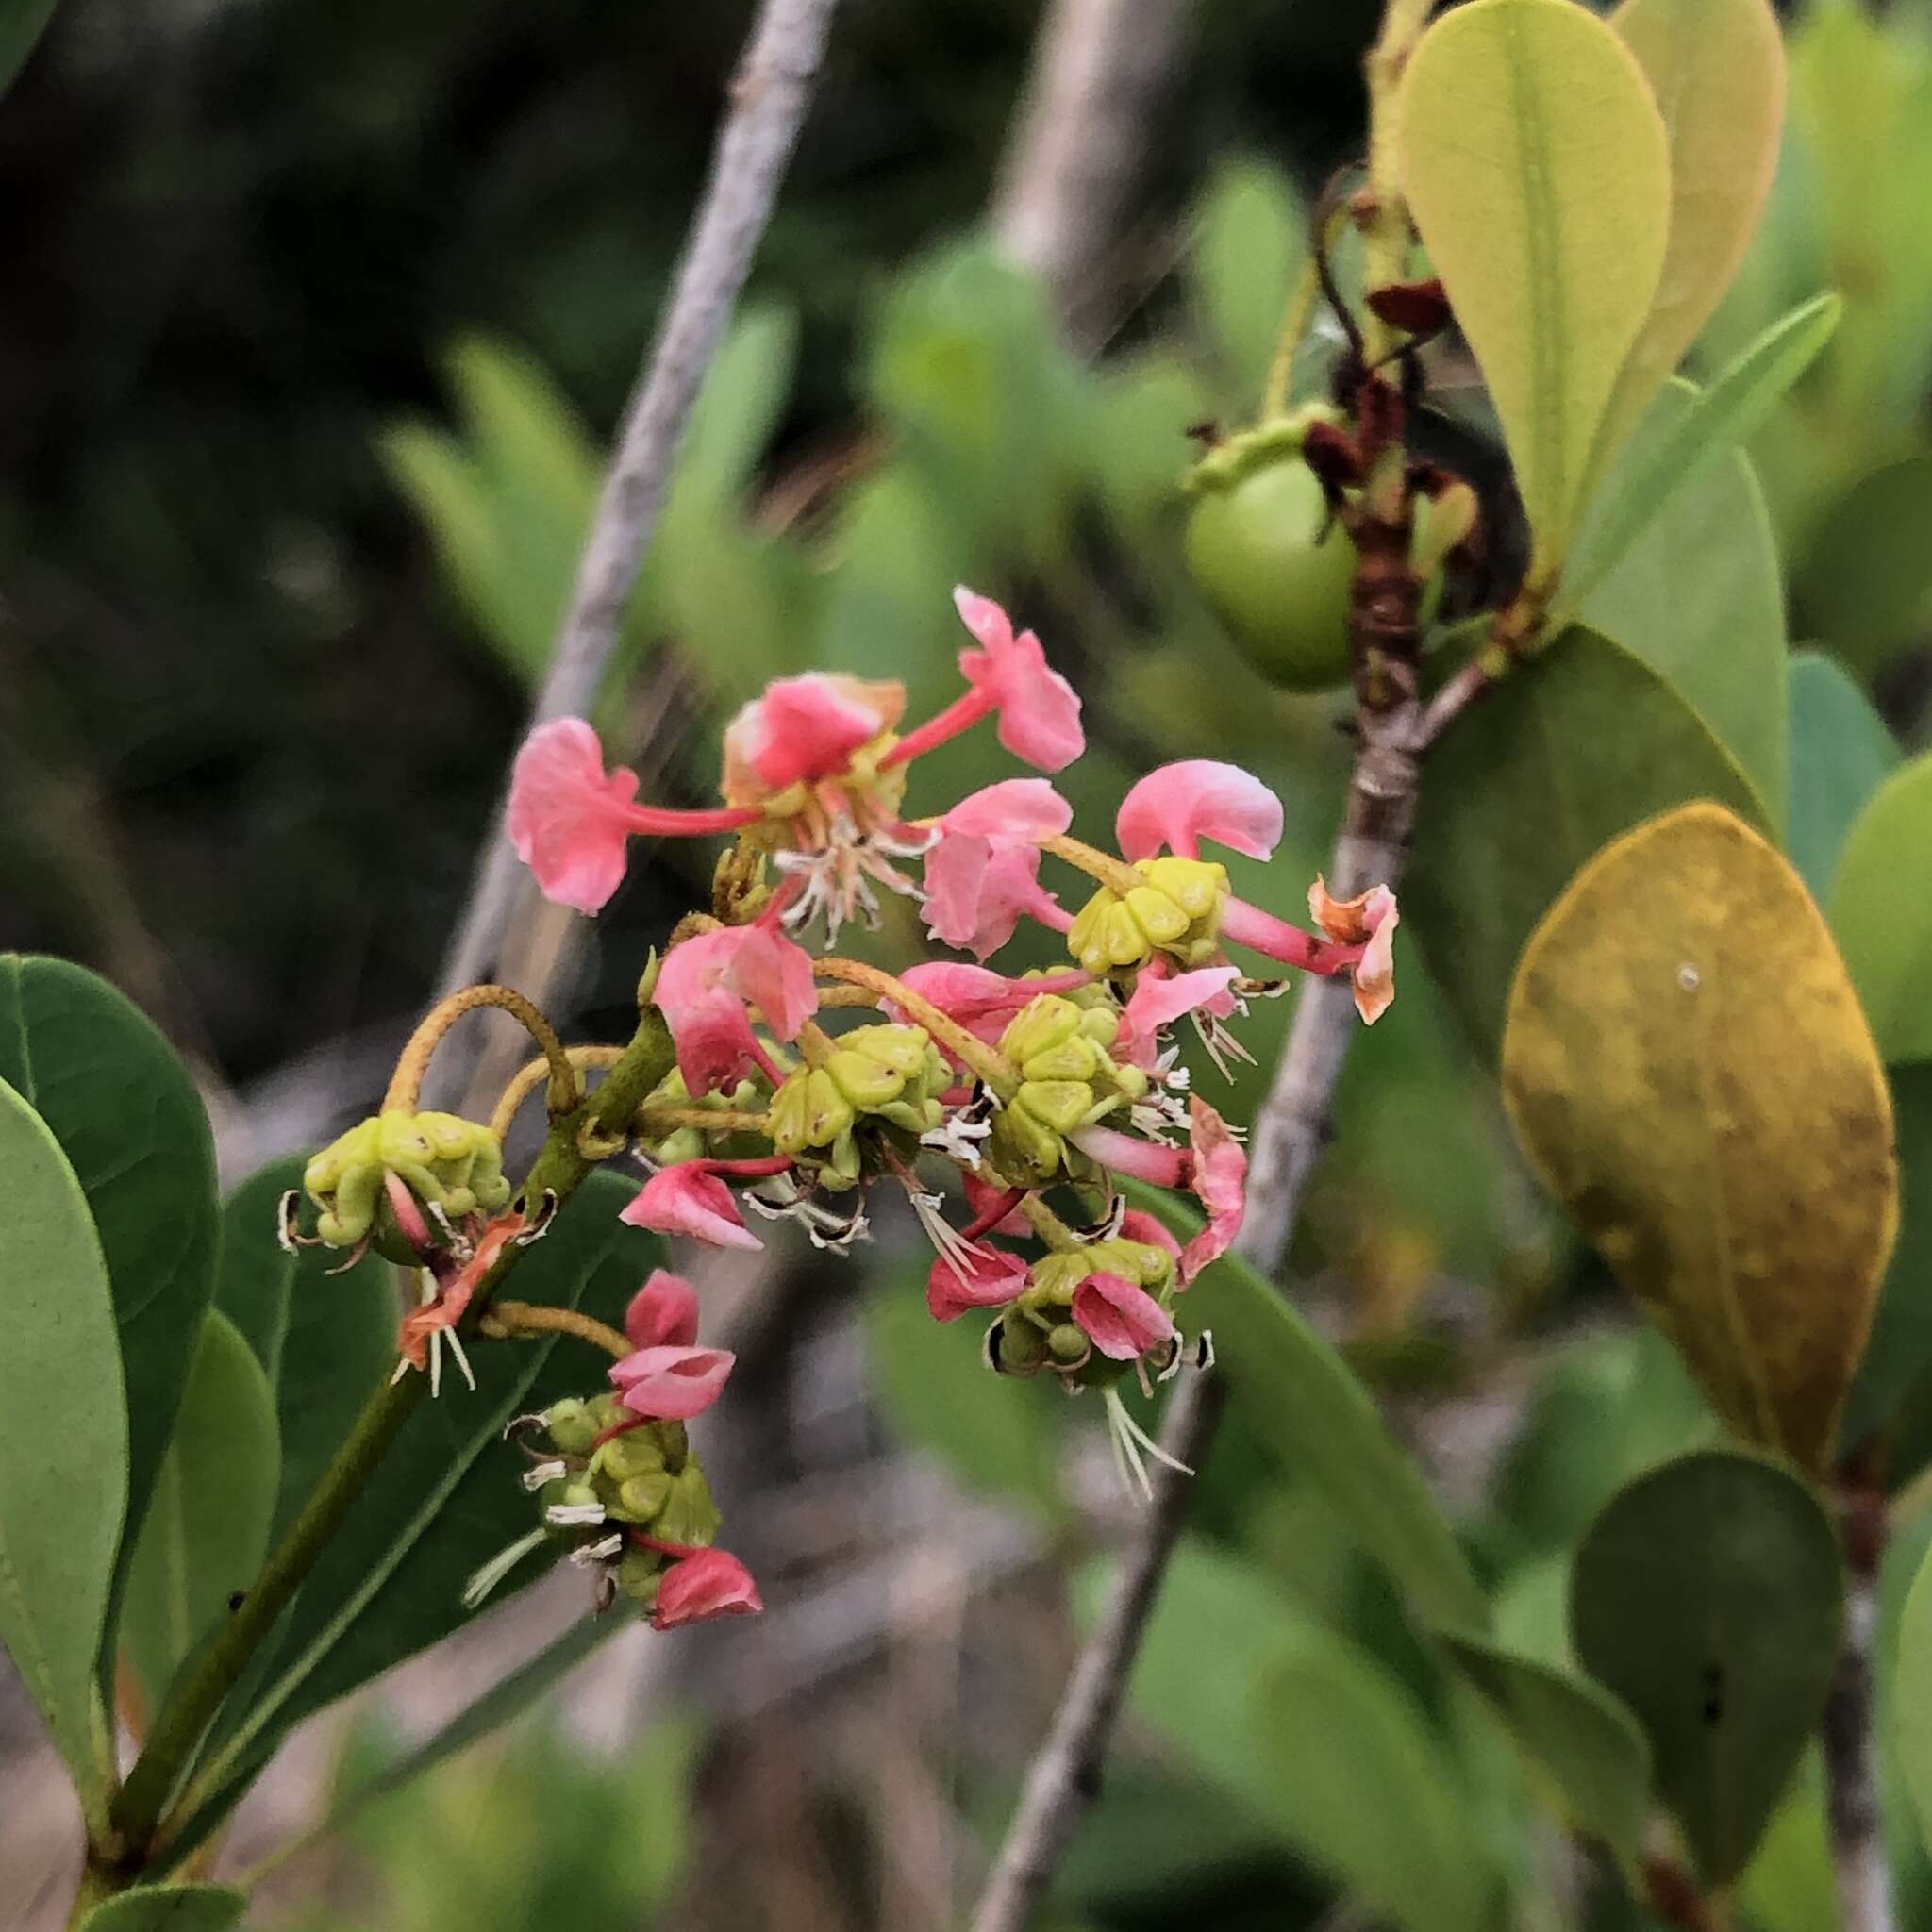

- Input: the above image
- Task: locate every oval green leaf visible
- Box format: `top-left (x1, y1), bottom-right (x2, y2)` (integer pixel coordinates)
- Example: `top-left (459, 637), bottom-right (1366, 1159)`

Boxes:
top-left (79, 1884), bottom-right (245, 1932)
top-left (1832, 751), bottom-right (1932, 1065)
top-left (1504, 805), bottom-right (1897, 1474)
top-left (1407, 625), bottom-right (1768, 1061)
top-left (1440, 1632), bottom-right (1653, 1857)
top-left (212, 1158), bottom-right (395, 1538)
top-left (120, 1309), bottom-right (280, 1721)
top-left (1579, 381), bottom-right (1789, 824)
top-left (0, 957), bottom-right (221, 1581)
top-left (1571, 1449), bottom-right (1843, 1884)
top-left (1145, 1186), bottom-right (1489, 1634)
top-left (1398, 0), bottom-right (1672, 569)
top-left (1786, 648), bottom-right (1900, 899)
top-left (1596, 0), bottom-right (1786, 469)
top-left (0, 1076), bottom-right (125, 1812)
top-left (1560, 291), bottom-right (1841, 614)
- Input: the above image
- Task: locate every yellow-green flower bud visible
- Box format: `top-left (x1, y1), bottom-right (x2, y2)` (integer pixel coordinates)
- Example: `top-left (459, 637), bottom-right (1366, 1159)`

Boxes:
top-left (1026, 1232), bottom-right (1176, 1312)
top-left (303, 1108), bottom-right (511, 1250)
top-left (617, 1471), bottom-right (674, 1521)
top-left (543, 1398), bottom-right (600, 1457)
top-left (769, 1024), bottom-right (948, 1189)
top-left (986, 996), bottom-right (1152, 1187)
top-left (655, 1461), bottom-right (722, 1549)
top-left (1067, 857), bottom-right (1228, 975)
top-left (601, 1430), bottom-right (667, 1483)
top-left (618, 1547), bottom-right (666, 1607)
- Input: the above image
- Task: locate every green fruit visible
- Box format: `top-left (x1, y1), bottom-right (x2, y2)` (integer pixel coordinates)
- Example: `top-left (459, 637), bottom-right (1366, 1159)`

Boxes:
top-left (1185, 446), bottom-right (1357, 691)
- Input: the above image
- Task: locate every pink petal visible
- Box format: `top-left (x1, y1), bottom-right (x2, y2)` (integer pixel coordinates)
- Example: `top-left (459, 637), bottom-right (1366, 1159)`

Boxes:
top-left (624, 1270), bottom-right (701, 1349)
top-left (1117, 963), bottom-right (1241, 1068)
top-left (655, 925), bottom-right (817, 1091)
top-left (507, 718), bottom-right (644, 914)
top-left (963, 1173), bottom-right (1034, 1236)
top-left (927, 1244), bottom-right (1031, 1321)
top-left (924, 834), bottom-right (1063, 960)
top-left (1072, 1271), bottom-right (1175, 1361)
top-left (1116, 760), bottom-right (1284, 862)
top-left (893, 960), bottom-right (1041, 1046)
top-left (621, 1164), bottom-right (764, 1253)
top-left (953, 586), bottom-right (1085, 773)
top-left (653, 1547), bottom-right (764, 1629)
top-left (610, 1343), bottom-right (736, 1420)
top-left (1352, 896), bottom-right (1399, 1024)
top-left (943, 778), bottom-right (1073, 841)
top-left (723, 674), bottom-right (904, 798)
top-left (1178, 1097), bottom-right (1247, 1283)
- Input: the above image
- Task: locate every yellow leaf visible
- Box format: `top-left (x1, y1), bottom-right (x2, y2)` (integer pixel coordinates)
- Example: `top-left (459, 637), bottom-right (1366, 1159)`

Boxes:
top-left (1502, 803), bottom-right (1897, 1474)
top-left (1398, 0), bottom-right (1671, 575)
top-left (1594, 0), bottom-right (1786, 474)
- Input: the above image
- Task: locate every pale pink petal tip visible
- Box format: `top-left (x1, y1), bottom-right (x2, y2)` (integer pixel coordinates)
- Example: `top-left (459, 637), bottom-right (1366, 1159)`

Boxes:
top-left (1116, 760), bottom-right (1284, 862)
top-left (653, 1547), bottom-right (763, 1629)
top-left (953, 585), bottom-right (1086, 773)
top-left (610, 1343), bottom-right (736, 1421)
top-left (1118, 964), bottom-right (1241, 1069)
top-left (506, 717), bottom-right (643, 914)
top-left (621, 1164), bottom-right (764, 1253)
top-left (1178, 1096), bottom-right (1246, 1284)
top-left (1308, 877), bottom-right (1399, 1024)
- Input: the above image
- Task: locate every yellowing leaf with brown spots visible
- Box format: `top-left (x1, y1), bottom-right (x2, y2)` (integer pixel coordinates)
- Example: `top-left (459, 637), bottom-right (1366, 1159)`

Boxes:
top-left (1502, 803), bottom-right (1897, 1474)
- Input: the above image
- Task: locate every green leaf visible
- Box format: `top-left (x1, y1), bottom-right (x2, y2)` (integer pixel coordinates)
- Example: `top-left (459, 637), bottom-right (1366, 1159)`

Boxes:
top-left (1095, 1539), bottom-right (1493, 1932)
top-left (1560, 291), bottom-right (1840, 611)
top-left (1597, 0), bottom-right (1786, 470)
top-left (179, 1174), bottom-right (652, 1831)
top-left (1578, 381), bottom-right (1789, 825)
top-left (0, 957), bottom-right (221, 1583)
top-left (1439, 1633), bottom-right (1652, 1857)
top-left (1398, 0), bottom-right (1672, 569)
top-left (1785, 648), bottom-right (1900, 899)
top-left (1571, 1448), bottom-right (1843, 1885)
top-left (1796, 458), bottom-right (1932, 674)
top-left (295, 1609), bottom-right (630, 1855)
top-left (1841, 1064), bottom-right (1932, 1448)
top-left (1832, 751), bottom-right (1932, 1065)
top-left (863, 1273), bottom-right (1069, 1525)
top-left (120, 1309), bottom-right (280, 1720)
top-left (212, 1158), bottom-right (395, 1538)
top-left (1146, 1189), bottom-right (1489, 1634)
top-left (0, 1076), bottom-right (125, 1812)
top-left (1503, 805), bottom-right (1897, 1474)
top-left (0, 0), bottom-right (56, 98)
top-left (1189, 158), bottom-right (1307, 411)
top-left (1407, 626), bottom-right (1768, 1060)
top-left (78, 1885), bottom-right (246, 1932)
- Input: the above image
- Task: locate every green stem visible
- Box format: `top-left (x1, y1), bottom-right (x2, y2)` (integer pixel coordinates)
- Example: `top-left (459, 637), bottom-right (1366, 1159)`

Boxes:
top-left (1261, 256), bottom-right (1323, 421)
top-left (98, 1007), bottom-right (675, 1879)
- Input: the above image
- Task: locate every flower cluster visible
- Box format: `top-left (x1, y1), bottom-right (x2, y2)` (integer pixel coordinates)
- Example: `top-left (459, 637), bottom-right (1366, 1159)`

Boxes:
top-left (465, 1274), bottom-right (759, 1627)
top-left (292, 587), bottom-right (1398, 1637)
top-left (504, 587), bottom-right (1398, 1491)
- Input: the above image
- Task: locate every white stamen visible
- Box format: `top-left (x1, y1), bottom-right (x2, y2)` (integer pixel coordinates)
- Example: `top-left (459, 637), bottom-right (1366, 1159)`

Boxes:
top-left (906, 1183), bottom-right (985, 1284)
top-left (441, 1326), bottom-right (477, 1393)
top-left (569, 1533), bottom-right (625, 1567)
top-left (922, 1113), bottom-right (992, 1167)
top-left (1104, 1384), bottom-right (1194, 1500)
top-left (522, 1459), bottom-right (567, 1491)
top-left (545, 1500), bottom-right (608, 1528)
top-left (462, 1526), bottom-right (551, 1610)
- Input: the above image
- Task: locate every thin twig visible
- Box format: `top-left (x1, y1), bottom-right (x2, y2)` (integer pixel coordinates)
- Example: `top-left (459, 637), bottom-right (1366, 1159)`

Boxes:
top-left (436, 0), bottom-right (840, 999)
top-left (1825, 1471), bottom-right (1895, 1932)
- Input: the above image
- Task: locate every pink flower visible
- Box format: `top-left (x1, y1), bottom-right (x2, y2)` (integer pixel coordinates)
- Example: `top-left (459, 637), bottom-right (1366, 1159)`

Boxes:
top-left (953, 587), bottom-right (1085, 772)
top-left (610, 1343), bottom-right (736, 1421)
top-left (508, 719), bottom-right (759, 914)
top-left (621, 1163), bottom-right (763, 1252)
top-left (722, 674), bottom-right (905, 804)
top-left (924, 783), bottom-right (1072, 958)
top-left (1116, 760), bottom-right (1283, 862)
top-left (653, 1547), bottom-right (764, 1629)
top-left (927, 1244), bottom-right (1030, 1321)
top-left (1309, 876), bottom-right (1400, 1024)
top-left (1179, 1097), bottom-right (1246, 1283)
top-left (1117, 963), bottom-right (1241, 1069)
top-left (625, 1270), bottom-right (701, 1349)
top-left (1073, 1271), bottom-right (1176, 1361)
top-left (892, 960), bottom-right (1080, 1048)
top-left (654, 924), bottom-right (817, 1093)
